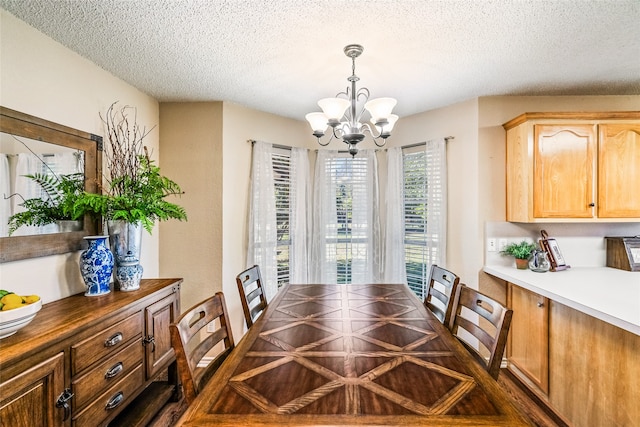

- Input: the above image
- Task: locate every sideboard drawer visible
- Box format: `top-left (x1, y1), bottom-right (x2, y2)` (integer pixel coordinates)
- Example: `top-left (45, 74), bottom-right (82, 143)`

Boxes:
top-left (71, 312), bottom-right (142, 375)
top-left (72, 362), bottom-right (144, 427)
top-left (72, 338), bottom-right (144, 409)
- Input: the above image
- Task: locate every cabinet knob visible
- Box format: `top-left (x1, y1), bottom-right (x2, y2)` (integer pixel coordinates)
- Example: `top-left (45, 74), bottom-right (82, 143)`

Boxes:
top-left (537, 302), bottom-right (544, 308)
top-left (588, 202), bottom-right (595, 207)
top-left (55, 388), bottom-right (74, 421)
top-left (143, 335), bottom-right (156, 353)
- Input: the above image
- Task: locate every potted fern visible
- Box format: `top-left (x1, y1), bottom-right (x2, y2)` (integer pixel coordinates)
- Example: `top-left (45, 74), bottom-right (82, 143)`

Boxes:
top-left (500, 240), bottom-right (536, 269)
top-left (74, 102), bottom-right (186, 291)
top-left (8, 172), bottom-right (86, 236)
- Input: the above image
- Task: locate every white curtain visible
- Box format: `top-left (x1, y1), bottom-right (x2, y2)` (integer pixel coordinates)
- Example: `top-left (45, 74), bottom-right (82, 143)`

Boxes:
top-left (351, 149), bottom-right (381, 284)
top-left (247, 141), bottom-right (278, 302)
top-left (425, 138), bottom-right (448, 268)
top-left (384, 147), bottom-right (407, 283)
top-left (12, 153), bottom-right (49, 236)
top-left (56, 151), bottom-right (83, 175)
top-left (310, 149), bottom-right (338, 283)
top-left (289, 147), bottom-right (310, 284)
top-left (0, 154), bottom-right (10, 237)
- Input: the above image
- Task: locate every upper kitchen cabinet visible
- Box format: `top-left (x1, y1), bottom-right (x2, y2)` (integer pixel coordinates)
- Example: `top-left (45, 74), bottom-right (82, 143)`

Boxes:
top-left (503, 112), bottom-right (640, 222)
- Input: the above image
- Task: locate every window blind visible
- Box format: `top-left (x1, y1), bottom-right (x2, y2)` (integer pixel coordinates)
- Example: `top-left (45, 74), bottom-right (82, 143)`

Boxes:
top-left (272, 148), bottom-right (292, 288)
top-left (403, 150), bottom-right (429, 298)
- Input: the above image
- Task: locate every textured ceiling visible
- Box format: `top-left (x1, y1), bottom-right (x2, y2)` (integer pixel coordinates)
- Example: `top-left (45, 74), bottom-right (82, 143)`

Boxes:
top-left (1, 0), bottom-right (639, 120)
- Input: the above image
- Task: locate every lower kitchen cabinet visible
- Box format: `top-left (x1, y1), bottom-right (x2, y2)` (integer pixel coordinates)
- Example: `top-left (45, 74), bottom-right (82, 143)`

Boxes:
top-left (0, 278), bottom-right (182, 427)
top-left (507, 281), bottom-right (640, 427)
top-left (507, 283), bottom-right (549, 394)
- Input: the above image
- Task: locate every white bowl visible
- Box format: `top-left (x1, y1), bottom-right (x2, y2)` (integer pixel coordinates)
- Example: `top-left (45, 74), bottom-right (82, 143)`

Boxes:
top-left (0, 300), bottom-right (42, 339)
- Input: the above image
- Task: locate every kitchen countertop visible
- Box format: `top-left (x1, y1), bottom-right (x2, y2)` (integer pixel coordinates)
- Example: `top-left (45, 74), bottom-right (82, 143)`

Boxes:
top-left (484, 265), bottom-right (640, 336)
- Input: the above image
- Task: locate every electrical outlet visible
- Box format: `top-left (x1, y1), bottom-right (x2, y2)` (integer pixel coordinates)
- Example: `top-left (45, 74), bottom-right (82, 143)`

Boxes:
top-left (498, 238), bottom-right (508, 252)
top-left (487, 238), bottom-right (497, 252)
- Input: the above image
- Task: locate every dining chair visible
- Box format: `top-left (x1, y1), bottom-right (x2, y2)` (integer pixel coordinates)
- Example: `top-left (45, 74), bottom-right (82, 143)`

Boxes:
top-left (236, 265), bottom-right (268, 329)
top-left (424, 264), bottom-right (460, 326)
top-left (448, 284), bottom-right (513, 380)
top-left (169, 292), bottom-right (235, 404)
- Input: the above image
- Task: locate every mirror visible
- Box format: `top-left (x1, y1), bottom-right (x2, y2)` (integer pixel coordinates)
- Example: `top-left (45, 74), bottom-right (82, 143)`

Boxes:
top-left (0, 106), bottom-right (102, 262)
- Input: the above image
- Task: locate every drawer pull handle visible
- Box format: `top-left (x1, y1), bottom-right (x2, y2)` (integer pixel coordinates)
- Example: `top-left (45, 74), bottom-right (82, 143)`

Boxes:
top-left (105, 391), bottom-right (124, 410)
top-left (105, 332), bottom-right (123, 348)
top-left (105, 362), bottom-right (124, 379)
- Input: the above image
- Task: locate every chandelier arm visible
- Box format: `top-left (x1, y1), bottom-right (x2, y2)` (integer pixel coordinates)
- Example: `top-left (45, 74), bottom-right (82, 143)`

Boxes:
top-left (316, 132), bottom-right (334, 146)
top-left (356, 87), bottom-right (370, 102)
top-left (360, 123), bottom-right (379, 138)
top-left (372, 135), bottom-right (389, 147)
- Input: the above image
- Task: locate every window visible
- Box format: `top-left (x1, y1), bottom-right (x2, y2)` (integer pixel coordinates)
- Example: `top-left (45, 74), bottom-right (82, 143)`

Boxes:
top-left (403, 150), bottom-right (429, 297)
top-left (313, 150), bottom-right (379, 284)
top-left (401, 141), bottom-right (446, 300)
top-left (332, 155), bottom-right (368, 283)
top-left (272, 148), bottom-right (292, 288)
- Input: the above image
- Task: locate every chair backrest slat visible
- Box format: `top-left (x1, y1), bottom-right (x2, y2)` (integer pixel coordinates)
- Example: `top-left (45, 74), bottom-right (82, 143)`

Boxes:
top-left (236, 265), bottom-right (268, 329)
top-left (170, 292), bottom-right (235, 404)
top-left (448, 284), bottom-right (513, 380)
top-left (424, 265), bottom-right (460, 325)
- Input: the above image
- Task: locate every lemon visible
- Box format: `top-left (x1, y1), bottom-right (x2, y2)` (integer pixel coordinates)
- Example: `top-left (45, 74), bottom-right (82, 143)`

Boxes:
top-left (24, 295), bottom-right (40, 304)
top-left (2, 303), bottom-right (23, 311)
top-left (0, 293), bottom-right (23, 306)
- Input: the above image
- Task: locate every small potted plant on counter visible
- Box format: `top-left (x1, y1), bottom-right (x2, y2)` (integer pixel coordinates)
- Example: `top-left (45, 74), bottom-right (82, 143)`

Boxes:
top-left (500, 240), bottom-right (536, 269)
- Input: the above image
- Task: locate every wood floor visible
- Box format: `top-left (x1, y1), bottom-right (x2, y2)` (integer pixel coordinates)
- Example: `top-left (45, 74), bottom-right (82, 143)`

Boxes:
top-left (498, 369), bottom-right (568, 427)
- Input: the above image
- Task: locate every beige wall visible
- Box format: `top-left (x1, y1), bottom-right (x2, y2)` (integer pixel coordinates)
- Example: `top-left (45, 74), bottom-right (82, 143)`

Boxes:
top-left (0, 9), bottom-right (160, 302)
top-left (158, 102), bottom-right (224, 314)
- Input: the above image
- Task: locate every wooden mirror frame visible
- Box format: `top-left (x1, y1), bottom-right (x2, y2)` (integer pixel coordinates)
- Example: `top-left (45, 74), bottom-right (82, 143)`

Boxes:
top-left (0, 106), bottom-right (102, 263)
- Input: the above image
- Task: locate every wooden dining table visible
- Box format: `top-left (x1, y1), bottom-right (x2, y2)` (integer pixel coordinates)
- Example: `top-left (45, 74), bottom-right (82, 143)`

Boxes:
top-left (177, 283), bottom-right (532, 426)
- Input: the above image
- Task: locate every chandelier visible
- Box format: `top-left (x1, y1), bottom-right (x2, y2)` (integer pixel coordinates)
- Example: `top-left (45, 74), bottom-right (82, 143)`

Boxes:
top-left (305, 44), bottom-right (398, 156)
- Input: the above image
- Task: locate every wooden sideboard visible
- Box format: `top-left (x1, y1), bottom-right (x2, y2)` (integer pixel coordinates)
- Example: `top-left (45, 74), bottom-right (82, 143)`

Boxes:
top-left (0, 278), bottom-right (182, 427)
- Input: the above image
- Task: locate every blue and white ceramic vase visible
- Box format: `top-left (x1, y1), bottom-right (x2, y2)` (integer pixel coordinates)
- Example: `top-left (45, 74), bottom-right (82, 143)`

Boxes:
top-left (80, 235), bottom-right (114, 296)
top-left (108, 220), bottom-right (143, 291)
top-left (115, 251), bottom-right (143, 292)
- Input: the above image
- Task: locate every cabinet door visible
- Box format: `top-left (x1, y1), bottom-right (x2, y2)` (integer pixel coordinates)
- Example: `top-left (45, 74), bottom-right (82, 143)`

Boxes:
top-left (145, 292), bottom-right (179, 379)
top-left (0, 352), bottom-right (66, 426)
top-left (507, 284), bottom-right (549, 394)
top-left (598, 123), bottom-right (640, 218)
top-left (533, 124), bottom-right (597, 218)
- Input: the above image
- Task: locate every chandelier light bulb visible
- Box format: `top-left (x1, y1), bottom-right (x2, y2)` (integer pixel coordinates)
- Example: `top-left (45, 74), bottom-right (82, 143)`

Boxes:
top-left (305, 112), bottom-right (328, 135)
top-left (364, 97), bottom-right (397, 123)
top-left (318, 98), bottom-right (350, 122)
top-left (372, 114), bottom-right (399, 135)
